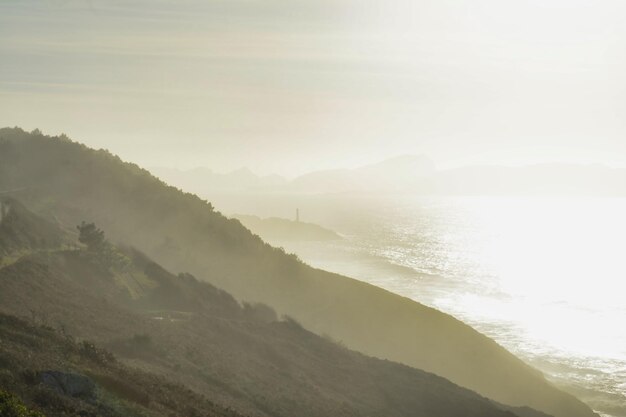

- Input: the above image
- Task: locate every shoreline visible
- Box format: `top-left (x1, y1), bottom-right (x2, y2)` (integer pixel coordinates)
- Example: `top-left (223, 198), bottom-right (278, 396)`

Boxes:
top-left (271, 237), bottom-right (626, 417)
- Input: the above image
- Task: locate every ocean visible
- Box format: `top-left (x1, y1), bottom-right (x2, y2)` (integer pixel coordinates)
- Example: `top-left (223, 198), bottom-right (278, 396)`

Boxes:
top-left (217, 194), bottom-right (626, 417)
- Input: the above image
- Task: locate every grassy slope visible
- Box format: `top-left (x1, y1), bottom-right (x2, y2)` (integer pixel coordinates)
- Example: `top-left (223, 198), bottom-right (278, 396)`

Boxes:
top-left (0, 313), bottom-right (247, 417)
top-left (0, 198), bottom-right (66, 259)
top-left (0, 208), bottom-right (522, 417)
top-left (0, 127), bottom-right (596, 417)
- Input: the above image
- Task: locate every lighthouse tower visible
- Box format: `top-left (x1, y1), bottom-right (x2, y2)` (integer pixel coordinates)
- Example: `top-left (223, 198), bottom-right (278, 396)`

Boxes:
top-left (296, 208), bottom-right (300, 223)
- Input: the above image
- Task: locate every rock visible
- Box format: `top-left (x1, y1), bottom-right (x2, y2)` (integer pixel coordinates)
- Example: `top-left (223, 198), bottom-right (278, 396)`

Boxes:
top-left (40, 371), bottom-right (96, 399)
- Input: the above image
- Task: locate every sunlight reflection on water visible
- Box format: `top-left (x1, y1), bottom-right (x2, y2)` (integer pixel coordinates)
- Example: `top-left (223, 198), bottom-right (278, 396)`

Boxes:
top-left (277, 196), bottom-right (626, 417)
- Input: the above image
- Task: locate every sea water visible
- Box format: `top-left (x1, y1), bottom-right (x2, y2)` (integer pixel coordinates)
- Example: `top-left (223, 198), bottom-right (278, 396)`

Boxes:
top-left (247, 195), bottom-right (626, 417)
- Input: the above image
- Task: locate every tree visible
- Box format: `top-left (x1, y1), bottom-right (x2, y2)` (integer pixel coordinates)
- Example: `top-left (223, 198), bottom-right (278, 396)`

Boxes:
top-left (76, 222), bottom-right (129, 271)
top-left (77, 221), bottom-right (105, 252)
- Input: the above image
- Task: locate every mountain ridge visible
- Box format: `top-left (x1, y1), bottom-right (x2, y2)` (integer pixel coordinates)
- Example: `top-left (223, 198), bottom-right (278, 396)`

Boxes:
top-left (154, 156), bottom-right (626, 196)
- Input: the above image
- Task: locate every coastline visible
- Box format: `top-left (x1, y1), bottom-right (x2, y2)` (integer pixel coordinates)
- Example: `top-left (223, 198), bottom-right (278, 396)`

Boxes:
top-left (270, 236), bottom-right (626, 417)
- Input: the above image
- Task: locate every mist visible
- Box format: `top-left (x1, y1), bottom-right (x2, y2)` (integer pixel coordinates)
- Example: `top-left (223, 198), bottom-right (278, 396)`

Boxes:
top-left (1, 2), bottom-right (625, 417)
top-left (2, 0), bottom-right (626, 175)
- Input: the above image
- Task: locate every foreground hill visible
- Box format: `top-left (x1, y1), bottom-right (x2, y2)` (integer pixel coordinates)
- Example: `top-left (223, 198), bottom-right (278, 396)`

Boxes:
top-left (0, 199), bottom-right (531, 417)
top-left (0, 127), bottom-right (597, 417)
top-left (0, 313), bottom-right (245, 417)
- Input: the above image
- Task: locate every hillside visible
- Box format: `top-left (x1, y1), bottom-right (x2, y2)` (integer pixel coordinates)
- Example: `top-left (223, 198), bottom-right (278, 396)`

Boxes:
top-left (0, 313), bottom-right (246, 417)
top-left (0, 198), bottom-right (67, 260)
top-left (0, 200), bottom-right (534, 417)
top-left (0, 127), bottom-right (597, 417)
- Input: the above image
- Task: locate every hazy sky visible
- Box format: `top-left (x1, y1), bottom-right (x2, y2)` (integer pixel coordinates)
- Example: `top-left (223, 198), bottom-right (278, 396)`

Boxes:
top-left (1, 0), bottom-right (626, 175)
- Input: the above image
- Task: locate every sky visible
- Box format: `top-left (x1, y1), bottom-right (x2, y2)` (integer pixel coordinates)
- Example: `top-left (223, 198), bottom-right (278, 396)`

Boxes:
top-left (1, 0), bottom-right (626, 176)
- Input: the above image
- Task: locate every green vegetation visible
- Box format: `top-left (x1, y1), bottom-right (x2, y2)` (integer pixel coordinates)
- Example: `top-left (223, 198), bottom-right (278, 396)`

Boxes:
top-left (0, 314), bottom-right (244, 417)
top-left (0, 198), bottom-right (64, 258)
top-left (76, 221), bottom-right (129, 270)
top-left (0, 390), bottom-right (44, 417)
top-left (0, 127), bottom-right (597, 417)
top-left (77, 222), bottom-right (105, 252)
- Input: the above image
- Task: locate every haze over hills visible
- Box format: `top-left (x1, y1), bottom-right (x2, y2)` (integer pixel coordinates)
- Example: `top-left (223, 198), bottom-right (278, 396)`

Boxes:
top-left (0, 128), bottom-right (598, 417)
top-left (424, 163), bottom-right (626, 196)
top-left (151, 166), bottom-right (288, 195)
top-left (3, 1), bottom-right (623, 416)
top-left (289, 155), bottom-right (437, 193)
top-left (0, 197), bottom-right (538, 417)
top-left (154, 156), bottom-right (626, 196)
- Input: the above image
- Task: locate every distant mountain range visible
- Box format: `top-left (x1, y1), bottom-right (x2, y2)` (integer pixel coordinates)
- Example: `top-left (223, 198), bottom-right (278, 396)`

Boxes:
top-left (289, 155), bottom-right (436, 193)
top-left (151, 166), bottom-right (288, 195)
top-left (154, 156), bottom-right (626, 196)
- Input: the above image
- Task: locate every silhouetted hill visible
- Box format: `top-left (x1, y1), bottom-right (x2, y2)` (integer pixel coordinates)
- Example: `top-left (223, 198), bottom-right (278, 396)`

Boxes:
top-left (0, 127), bottom-right (597, 417)
top-left (0, 201), bottom-right (528, 417)
top-left (291, 161), bottom-right (626, 195)
top-left (291, 155), bottom-right (436, 193)
top-left (151, 166), bottom-right (288, 195)
top-left (153, 155), bottom-right (626, 196)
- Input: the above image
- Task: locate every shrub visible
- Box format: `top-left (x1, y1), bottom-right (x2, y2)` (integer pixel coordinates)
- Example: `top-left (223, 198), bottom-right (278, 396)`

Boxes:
top-left (78, 341), bottom-right (115, 365)
top-left (0, 389), bottom-right (45, 417)
top-left (242, 302), bottom-right (278, 323)
top-left (77, 222), bottom-right (105, 253)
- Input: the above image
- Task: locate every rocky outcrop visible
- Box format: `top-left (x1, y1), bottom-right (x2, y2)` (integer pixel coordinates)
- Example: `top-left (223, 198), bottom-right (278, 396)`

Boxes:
top-left (40, 371), bottom-right (96, 399)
